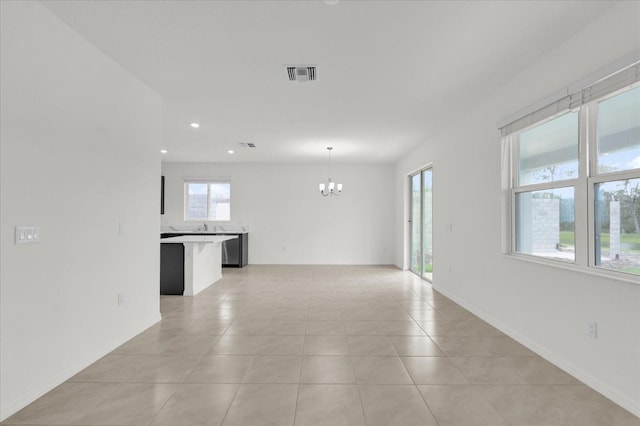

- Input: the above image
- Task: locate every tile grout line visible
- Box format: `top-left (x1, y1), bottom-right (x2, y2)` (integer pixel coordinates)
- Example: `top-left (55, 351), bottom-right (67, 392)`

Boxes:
top-left (218, 349), bottom-right (255, 426)
top-left (341, 306), bottom-right (370, 426)
top-left (409, 283), bottom-right (442, 426)
top-left (150, 349), bottom-right (207, 425)
top-left (151, 297), bottom-right (235, 426)
top-left (292, 301), bottom-right (311, 425)
top-left (293, 333), bottom-right (306, 426)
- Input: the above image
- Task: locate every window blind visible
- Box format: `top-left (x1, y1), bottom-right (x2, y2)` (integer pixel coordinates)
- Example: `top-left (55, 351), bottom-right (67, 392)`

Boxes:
top-left (499, 61), bottom-right (640, 137)
top-left (184, 177), bottom-right (231, 183)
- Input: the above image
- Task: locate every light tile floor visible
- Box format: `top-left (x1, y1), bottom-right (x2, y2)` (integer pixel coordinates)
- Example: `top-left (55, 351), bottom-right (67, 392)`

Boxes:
top-left (3, 265), bottom-right (639, 426)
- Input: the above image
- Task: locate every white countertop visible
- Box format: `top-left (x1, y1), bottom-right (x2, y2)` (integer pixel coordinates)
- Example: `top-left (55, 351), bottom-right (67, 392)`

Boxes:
top-left (161, 226), bottom-right (248, 234)
top-left (161, 235), bottom-right (238, 244)
top-left (162, 230), bottom-right (244, 235)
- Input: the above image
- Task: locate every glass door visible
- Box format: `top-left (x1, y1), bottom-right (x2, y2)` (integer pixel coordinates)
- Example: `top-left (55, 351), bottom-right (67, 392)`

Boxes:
top-left (422, 169), bottom-right (433, 281)
top-left (410, 173), bottom-right (422, 274)
top-left (409, 168), bottom-right (433, 281)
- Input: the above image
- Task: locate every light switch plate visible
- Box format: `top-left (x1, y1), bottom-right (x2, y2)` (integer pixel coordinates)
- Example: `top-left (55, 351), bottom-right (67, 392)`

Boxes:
top-left (15, 226), bottom-right (40, 244)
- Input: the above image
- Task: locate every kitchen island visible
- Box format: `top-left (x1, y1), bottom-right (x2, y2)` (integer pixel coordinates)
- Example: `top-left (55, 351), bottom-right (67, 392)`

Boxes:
top-left (161, 230), bottom-right (248, 268)
top-left (160, 235), bottom-right (237, 296)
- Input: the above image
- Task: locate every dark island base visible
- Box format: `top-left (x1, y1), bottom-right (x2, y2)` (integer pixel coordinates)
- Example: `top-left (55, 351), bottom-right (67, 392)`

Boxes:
top-left (160, 243), bottom-right (184, 295)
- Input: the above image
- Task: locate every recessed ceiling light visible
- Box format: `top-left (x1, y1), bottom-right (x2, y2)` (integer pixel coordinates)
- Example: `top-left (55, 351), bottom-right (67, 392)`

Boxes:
top-left (227, 150), bottom-right (235, 154)
top-left (160, 149), bottom-right (168, 154)
top-left (190, 122), bottom-right (200, 128)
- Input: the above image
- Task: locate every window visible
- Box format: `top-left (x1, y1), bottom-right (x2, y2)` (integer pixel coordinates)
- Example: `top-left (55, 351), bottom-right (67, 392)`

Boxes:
top-left (515, 187), bottom-right (575, 262)
top-left (513, 112), bottom-right (578, 262)
top-left (594, 178), bottom-right (640, 274)
top-left (592, 86), bottom-right (640, 275)
top-left (503, 63), bottom-right (640, 278)
top-left (184, 179), bottom-right (231, 221)
top-left (596, 87), bottom-right (640, 174)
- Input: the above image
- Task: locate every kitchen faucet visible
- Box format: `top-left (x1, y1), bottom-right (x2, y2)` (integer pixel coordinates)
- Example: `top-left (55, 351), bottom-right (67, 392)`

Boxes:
top-left (203, 223), bottom-right (208, 231)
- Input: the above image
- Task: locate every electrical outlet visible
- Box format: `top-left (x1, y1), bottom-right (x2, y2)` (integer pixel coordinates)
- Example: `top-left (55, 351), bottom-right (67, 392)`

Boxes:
top-left (587, 321), bottom-right (598, 339)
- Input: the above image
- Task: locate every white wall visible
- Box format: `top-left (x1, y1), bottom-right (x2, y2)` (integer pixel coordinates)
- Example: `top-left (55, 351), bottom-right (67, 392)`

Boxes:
top-left (0, 2), bottom-right (162, 420)
top-left (162, 162), bottom-right (395, 265)
top-left (394, 2), bottom-right (640, 416)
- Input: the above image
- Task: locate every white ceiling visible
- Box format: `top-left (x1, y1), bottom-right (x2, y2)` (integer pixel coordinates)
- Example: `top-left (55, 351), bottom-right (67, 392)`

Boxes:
top-left (42, 0), bottom-right (616, 163)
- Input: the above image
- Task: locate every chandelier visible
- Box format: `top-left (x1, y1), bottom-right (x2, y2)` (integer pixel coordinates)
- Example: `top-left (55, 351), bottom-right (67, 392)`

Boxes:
top-left (319, 147), bottom-right (343, 196)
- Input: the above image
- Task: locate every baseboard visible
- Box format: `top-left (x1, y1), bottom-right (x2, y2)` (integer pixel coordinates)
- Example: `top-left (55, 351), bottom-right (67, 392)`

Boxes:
top-left (0, 312), bottom-right (161, 422)
top-left (432, 284), bottom-right (640, 418)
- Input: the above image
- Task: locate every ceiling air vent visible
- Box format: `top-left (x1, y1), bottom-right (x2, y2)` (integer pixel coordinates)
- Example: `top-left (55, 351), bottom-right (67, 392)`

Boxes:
top-left (238, 142), bottom-right (256, 148)
top-left (286, 65), bottom-right (317, 82)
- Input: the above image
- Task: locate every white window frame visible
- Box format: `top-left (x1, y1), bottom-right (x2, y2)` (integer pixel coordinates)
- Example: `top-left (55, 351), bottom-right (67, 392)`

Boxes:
top-left (508, 110), bottom-right (581, 265)
top-left (183, 178), bottom-right (231, 222)
top-left (502, 61), bottom-right (640, 282)
top-left (586, 86), bottom-right (640, 272)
